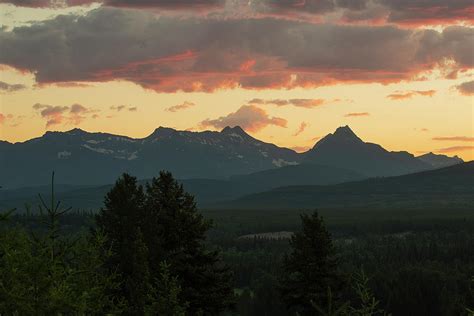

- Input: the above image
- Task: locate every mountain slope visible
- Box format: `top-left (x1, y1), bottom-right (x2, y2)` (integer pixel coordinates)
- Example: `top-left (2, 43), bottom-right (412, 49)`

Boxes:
top-left (0, 163), bottom-right (365, 210)
top-left (303, 126), bottom-right (433, 177)
top-left (1, 125), bottom-right (462, 188)
top-left (0, 126), bottom-right (299, 188)
top-left (222, 162), bottom-right (474, 209)
top-left (417, 152), bottom-right (463, 168)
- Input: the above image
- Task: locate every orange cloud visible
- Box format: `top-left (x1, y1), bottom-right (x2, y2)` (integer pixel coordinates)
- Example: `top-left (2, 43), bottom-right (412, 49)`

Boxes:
top-left (387, 90), bottom-right (436, 100)
top-left (200, 105), bottom-right (287, 132)
top-left (33, 103), bottom-right (98, 127)
top-left (1, 9), bottom-right (472, 93)
top-left (249, 98), bottom-right (328, 108)
top-left (0, 114), bottom-right (5, 125)
top-left (291, 145), bottom-right (311, 153)
top-left (344, 112), bottom-right (370, 117)
top-left (166, 101), bottom-right (196, 112)
top-left (437, 146), bottom-right (474, 153)
top-left (433, 136), bottom-right (474, 142)
top-left (293, 122), bottom-right (308, 136)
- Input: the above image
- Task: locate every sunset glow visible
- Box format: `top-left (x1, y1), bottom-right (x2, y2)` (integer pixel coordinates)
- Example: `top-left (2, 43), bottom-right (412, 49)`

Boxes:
top-left (1, 0), bottom-right (473, 160)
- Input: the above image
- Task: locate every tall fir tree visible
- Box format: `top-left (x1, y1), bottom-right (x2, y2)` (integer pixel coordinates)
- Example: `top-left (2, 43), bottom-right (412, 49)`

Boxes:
top-left (279, 211), bottom-right (344, 315)
top-left (96, 173), bottom-right (149, 313)
top-left (143, 171), bottom-right (234, 315)
top-left (97, 171), bottom-right (234, 315)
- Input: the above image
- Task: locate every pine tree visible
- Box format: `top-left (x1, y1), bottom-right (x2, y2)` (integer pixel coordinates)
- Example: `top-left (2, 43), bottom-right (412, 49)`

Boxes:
top-left (146, 262), bottom-right (187, 316)
top-left (96, 173), bottom-right (148, 312)
top-left (143, 171), bottom-right (234, 315)
top-left (279, 211), bottom-right (344, 315)
top-left (0, 173), bottom-right (122, 314)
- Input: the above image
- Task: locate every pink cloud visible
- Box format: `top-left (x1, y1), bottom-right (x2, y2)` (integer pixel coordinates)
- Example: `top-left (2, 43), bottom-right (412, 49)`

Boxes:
top-left (200, 105), bottom-right (287, 132)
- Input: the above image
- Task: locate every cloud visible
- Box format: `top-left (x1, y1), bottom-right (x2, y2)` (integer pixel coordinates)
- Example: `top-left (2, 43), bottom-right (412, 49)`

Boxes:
top-left (2, 0), bottom-right (473, 27)
top-left (0, 8), bottom-right (472, 92)
top-left (455, 80), bottom-right (474, 96)
top-left (110, 105), bottom-right (136, 112)
top-left (437, 145), bottom-right (474, 153)
top-left (387, 89), bottom-right (436, 100)
top-left (200, 105), bottom-right (287, 132)
top-left (378, 0), bottom-right (474, 26)
top-left (1, 0), bottom-right (224, 8)
top-left (110, 105), bottom-right (126, 112)
top-left (0, 114), bottom-right (5, 125)
top-left (290, 145), bottom-right (311, 152)
top-left (165, 101), bottom-right (196, 112)
top-left (344, 112), bottom-right (370, 117)
top-left (0, 80), bottom-right (26, 92)
top-left (98, 0), bottom-right (223, 9)
top-left (433, 136), bottom-right (474, 142)
top-left (249, 98), bottom-right (328, 108)
top-left (33, 103), bottom-right (97, 127)
top-left (0, 0), bottom-right (55, 8)
top-left (293, 121), bottom-right (308, 136)
top-left (33, 103), bottom-right (69, 127)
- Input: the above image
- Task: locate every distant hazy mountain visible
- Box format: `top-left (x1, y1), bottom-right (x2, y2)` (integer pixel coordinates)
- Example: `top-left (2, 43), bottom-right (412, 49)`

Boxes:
top-left (222, 162), bottom-right (474, 210)
top-left (0, 163), bottom-right (365, 211)
top-left (303, 126), bottom-right (436, 177)
top-left (417, 152), bottom-right (463, 168)
top-left (0, 126), bottom-right (299, 188)
top-left (0, 125), bottom-right (462, 188)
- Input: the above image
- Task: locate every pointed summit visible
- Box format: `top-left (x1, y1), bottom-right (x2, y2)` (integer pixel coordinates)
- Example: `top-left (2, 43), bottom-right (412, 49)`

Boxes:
top-left (332, 125), bottom-right (360, 141)
top-left (312, 125), bottom-right (362, 149)
top-left (147, 126), bottom-right (177, 138)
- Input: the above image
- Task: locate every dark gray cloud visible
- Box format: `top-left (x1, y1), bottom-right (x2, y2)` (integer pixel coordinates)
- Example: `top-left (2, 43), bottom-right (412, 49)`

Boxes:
top-left (455, 80), bottom-right (474, 96)
top-left (0, 80), bottom-right (26, 92)
top-left (0, 8), bottom-right (472, 92)
top-left (0, 0), bottom-right (55, 8)
top-left (0, 0), bottom-right (224, 8)
top-left (380, 0), bottom-right (474, 25)
top-left (2, 0), bottom-right (472, 27)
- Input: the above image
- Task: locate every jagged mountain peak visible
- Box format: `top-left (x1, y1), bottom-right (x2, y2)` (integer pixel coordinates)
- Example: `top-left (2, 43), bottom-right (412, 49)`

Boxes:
top-left (331, 125), bottom-right (361, 141)
top-left (147, 126), bottom-right (178, 138)
top-left (312, 125), bottom-right (362, 150)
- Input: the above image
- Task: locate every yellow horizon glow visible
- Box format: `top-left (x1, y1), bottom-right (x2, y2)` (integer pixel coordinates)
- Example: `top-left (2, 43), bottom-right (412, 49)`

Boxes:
top-left (1, 66), bottom-right (473, 161)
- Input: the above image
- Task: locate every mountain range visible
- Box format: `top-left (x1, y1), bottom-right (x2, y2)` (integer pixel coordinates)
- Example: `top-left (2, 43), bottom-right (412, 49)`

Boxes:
top-left (0, 125), bottom-right (463, 189)
top-left (1, 162), bottom-right (472, 212)
top-left (219, 162), bottom-right (474, 210)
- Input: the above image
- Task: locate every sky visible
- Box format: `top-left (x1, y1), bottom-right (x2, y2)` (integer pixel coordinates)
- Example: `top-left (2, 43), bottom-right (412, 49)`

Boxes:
top-left (0, 0), bottom-right (473, 160)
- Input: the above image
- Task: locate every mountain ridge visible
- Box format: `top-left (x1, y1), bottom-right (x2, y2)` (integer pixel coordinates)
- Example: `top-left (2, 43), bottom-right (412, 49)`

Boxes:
top-left (0, 125), bottom-right (462, 188)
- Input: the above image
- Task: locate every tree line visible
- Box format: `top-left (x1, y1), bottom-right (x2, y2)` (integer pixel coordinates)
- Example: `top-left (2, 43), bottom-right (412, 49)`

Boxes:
top-left (1, 172), bottom-right (473, 315)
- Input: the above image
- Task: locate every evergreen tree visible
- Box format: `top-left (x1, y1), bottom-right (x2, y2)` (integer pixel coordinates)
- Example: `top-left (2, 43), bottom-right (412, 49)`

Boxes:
top-left (143, 171), bottom-right (234, 315)
top-left (96, 173), bottom-right (148, 312)
top-left (97, 171), bottom-right (234, 314)
top-left (279, 211), bottom-right (344, 315)
top-left (146, 262), bottom-right (187, 316)
top-left (0, 173), bottom-right (122, 315)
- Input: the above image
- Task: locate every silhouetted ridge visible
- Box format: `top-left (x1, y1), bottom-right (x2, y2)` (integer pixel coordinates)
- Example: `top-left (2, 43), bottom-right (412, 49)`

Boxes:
top-left (221, 126), bottom-right (247, 135)
top-left (146, 126), bottom-right (177, 139)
